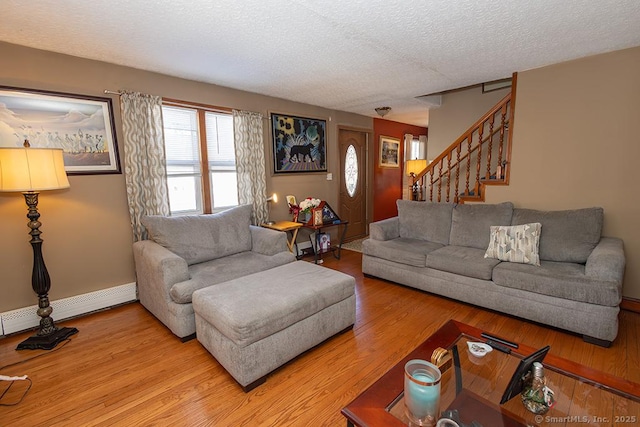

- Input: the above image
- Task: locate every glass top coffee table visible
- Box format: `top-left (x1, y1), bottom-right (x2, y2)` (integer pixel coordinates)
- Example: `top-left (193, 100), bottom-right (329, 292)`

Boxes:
top-left (342, 320), bottom-right (640, 427)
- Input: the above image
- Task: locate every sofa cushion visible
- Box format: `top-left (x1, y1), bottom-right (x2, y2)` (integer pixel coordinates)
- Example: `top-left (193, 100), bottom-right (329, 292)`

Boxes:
top-left (170, 251), bottom-right (295, 303)
top-left (362, 237), bottom-right (443, 267)
top-left (511, 207), bottom-right (603, 264)
top-left (142, 204), bottom-right (252, 265)
top-left (449, 202), bottom-right (514, 250)
top-left (397, 200), bottom-right (454, 244)
top-left (484, 223), bottom-right (542, 266)
top-left (427, 245), bottom-right (501, 280)
top-left (493, 260), bottom-right (621, 306)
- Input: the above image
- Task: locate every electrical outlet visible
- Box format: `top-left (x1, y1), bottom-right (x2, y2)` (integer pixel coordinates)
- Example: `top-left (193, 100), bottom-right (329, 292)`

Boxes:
top-left (326, 173), bottom-right (333, 180)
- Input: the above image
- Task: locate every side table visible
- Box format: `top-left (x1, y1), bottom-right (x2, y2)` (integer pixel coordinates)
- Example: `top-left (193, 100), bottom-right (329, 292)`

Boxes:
top-left (260, 221), bottom-right (303, 254)
top-left (302, 220), bottom-right (348, 264)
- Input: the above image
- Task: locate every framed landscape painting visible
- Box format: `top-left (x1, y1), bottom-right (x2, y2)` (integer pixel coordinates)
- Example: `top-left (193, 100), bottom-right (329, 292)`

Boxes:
top-left (0, 86), bottom-right (121, 174)
top-left (271, 112), bottom-right (327, 174)
top-left (379, 135), bottom-right (400, 168)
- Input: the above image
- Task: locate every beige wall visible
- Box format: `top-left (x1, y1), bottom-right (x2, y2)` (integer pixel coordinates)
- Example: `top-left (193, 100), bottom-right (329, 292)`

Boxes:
top-left (483, 46), bottom-right (639, 299)
top-left (0, 42), bottom-right (372, 312)
top-left (4, 40), bottom-right (638, 312)
top-left (427, 85), bottom-right (510, 161)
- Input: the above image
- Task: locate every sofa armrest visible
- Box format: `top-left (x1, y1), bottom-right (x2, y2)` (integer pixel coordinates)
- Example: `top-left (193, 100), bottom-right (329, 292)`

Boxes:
top-left (250, 225), bottom-right (289, 256)
top-left (585, 237), bottom-right (626, 283)
top-left (369, 217), bottom-right (400, 241)
top-left (133, 240), bottom-right (190, 296)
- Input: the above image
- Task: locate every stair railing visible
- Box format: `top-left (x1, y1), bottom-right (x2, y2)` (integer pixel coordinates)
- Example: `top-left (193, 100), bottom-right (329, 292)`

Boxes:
top-left (413, 75), bottom-right (516, 203)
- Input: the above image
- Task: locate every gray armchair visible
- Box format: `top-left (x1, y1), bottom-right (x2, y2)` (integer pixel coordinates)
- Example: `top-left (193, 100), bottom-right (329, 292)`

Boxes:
top-left (133, 205), bottom-right (295, 339)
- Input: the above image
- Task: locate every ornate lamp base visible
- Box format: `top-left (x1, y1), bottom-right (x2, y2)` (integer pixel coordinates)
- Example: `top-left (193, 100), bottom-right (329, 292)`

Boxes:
top-left (412, 183), bottom-right (420, 201)
top-left (16, 190), bottom-right (79, 351)
top-left (17, 327), bottom-right (79, 350)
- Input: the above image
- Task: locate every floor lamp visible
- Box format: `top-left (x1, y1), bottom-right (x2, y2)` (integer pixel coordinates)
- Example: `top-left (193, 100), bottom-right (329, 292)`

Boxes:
top-left (0, 141), bottom-right (78, 350)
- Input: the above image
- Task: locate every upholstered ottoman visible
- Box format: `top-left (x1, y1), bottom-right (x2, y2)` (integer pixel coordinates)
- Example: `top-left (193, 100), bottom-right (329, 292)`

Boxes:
top-left (192, 261), bottom-right (356, 391)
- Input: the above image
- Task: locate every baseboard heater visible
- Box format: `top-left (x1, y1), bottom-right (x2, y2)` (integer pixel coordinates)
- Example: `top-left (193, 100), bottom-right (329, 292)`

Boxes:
top-left (296, 240), bottom-right (312, 256)
top-left (0, 282), bottom-right (137, 336)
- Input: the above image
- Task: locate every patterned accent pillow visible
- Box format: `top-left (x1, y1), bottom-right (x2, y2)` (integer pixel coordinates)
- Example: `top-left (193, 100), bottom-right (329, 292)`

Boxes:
top-left (484, 223), bottom-right (542, 266)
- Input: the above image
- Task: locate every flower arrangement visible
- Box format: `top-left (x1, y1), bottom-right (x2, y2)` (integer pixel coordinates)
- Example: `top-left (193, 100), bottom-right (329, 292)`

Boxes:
top-left (298, 197), bottom-right (321, 213)
top-left (289, 197), bottom-right (321, 222)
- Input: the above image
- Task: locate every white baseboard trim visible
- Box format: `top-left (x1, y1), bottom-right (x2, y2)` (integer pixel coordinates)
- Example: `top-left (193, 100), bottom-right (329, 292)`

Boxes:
top-left (0, 282), bottom-right (137, 336)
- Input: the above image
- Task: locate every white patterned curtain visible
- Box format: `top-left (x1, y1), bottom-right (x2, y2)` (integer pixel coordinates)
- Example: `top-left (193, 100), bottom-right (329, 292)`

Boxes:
top-left (120, 91), bottom-right (170, 241)
top-left (233, 110), bottom-right (268, 225)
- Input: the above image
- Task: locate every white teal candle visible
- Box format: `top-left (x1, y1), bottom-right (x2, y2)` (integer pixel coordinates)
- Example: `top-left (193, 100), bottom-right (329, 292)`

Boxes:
top-left (404, 360), bottom-right (441, 425)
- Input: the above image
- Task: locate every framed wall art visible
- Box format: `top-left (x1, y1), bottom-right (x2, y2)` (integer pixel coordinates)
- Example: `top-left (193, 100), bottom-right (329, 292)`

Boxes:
top-left (0, 85), bottom-right (121, 174)
top-left (271, 112), bottom-right (327, 174)
top-left (379, 135), bottom-right (400, 168)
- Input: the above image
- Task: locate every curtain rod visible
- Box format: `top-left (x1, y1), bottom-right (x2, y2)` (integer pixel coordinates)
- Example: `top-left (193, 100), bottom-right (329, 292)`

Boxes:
top-left (163, 97), bottom-right (232, 113)
top-left (104, 91), bottom-right (291, 121)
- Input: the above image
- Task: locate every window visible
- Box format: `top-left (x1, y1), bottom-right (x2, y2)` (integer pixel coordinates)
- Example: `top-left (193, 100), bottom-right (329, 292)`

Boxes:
top-left (345, 144), bottom-right (358, 197)
top-left (405, 134), bottom-right (427, 161)
top-left (162, 104), bottom-right (238, 215)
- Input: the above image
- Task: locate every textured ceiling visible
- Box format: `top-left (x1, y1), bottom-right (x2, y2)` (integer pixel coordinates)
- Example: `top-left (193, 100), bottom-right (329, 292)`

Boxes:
top-left (2, 0), bottom-right (640, 126)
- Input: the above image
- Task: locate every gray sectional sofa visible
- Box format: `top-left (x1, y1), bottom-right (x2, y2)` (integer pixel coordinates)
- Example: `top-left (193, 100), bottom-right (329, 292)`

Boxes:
top-left (362, 200), bottom-right (626, 346)
top-left (133, 204), bottom-right (296, 339)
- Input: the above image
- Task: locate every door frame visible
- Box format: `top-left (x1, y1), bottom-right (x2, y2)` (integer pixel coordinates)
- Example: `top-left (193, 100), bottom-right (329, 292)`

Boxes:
top-left (337, 125), bottom-right (374, 237)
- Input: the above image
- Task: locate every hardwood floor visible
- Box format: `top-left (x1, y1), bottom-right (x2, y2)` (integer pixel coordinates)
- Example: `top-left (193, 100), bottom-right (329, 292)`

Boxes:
top-left (1, 250), bottom-right (638, 426)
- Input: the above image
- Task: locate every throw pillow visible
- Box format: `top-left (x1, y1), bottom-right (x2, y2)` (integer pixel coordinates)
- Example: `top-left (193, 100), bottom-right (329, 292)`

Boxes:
top-left (484, 222), bottom-right (542, 266)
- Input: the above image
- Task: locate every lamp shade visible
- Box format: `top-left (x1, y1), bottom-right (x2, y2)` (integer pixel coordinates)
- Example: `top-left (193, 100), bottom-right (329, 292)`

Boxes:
top-left (0, 147), bottom-right (70, 192)
top-left (406, 159), bottom-right (428, 177)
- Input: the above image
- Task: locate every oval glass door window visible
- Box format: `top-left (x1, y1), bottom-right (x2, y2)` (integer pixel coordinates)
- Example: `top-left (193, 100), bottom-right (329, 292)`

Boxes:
top-left (345, 145), bottom-right (358, 197)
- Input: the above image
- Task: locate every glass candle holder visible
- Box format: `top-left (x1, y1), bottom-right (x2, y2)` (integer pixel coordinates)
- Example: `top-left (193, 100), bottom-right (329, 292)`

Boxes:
top-left (404, 359), bottom-right (442, 426)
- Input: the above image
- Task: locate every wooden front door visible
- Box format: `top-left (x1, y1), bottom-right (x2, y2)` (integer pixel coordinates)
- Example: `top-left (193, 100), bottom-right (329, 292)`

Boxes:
top-left (338, 128), bottom-right (368, 241)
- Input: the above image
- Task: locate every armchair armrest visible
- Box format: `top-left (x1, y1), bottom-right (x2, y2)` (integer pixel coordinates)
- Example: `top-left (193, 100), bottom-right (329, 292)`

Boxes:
top-left (585, 237), bottom-right (626, 284)
top-left (133, 240), bottom-right (190, 297)
top-left (369, 217), bottom-right (400, 241)
top-left (250, 225), bottom-right (289, 256)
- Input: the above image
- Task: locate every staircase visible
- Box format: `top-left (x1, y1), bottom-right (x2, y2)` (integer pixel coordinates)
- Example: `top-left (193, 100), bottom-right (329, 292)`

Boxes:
top-left (412, 74), bottom-right (516, 203)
